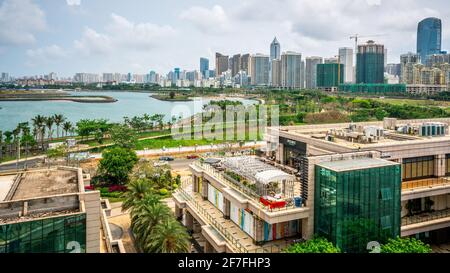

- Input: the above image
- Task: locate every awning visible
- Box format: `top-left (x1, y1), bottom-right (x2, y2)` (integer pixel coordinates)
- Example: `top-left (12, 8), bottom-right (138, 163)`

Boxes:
top-left (254, 170), bottom-right (294, 184)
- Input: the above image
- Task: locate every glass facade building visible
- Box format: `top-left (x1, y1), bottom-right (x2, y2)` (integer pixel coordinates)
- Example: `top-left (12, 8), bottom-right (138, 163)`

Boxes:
top-left (316, 63), bottom-right (344, 88)
top-left (0, 213), bottom-right (86, 253)
top-left (338, 83), bottom-right (406, 94)
top-left (200, 58), bottom-right (209, 78)
top-left (356, 41), bottom-right (385, 84)
top-left (417, 18), bottom-right (442, 65)
top-left (314, 159), bottom-right (401, 253)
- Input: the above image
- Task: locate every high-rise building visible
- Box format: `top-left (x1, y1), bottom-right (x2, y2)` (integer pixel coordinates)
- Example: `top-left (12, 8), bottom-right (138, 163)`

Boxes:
top-left (174, 68), bottom-right (180, 84)
top-left (356, 40), bottom-right (385, 84)
top-left (281, 51), bottom-right (302, 89)
top-left (400, 52), bottom-right (421, 83)
top-left (74, 73), bottom-right (100, 84)
top-left (270, 37), bottom-right (281, 61)
top-left (271, 59), bottom-right (282, 87)
top-left (305, 56), bottom-right (323, 89)
top-left (232, 54), bottom-right (241, 77)
top-left (339, 47), bottom-right (354, 83)
top-left (324, 57), bottom-right (338, 64)
top-left (426, 53), bottom-right (450, 67)
top-left (384, 48), bottom-right (388, 68)
top-left (417, 17), bottom-right (442, 64)
top-left (200, 58), bottom-right (209, 78)
top-left (300, 60), bottom-right (305, 89)
top-left (316, 63), bottom-right (344, 88)
top-left (215, 53), bottom-right (229, 77)
top-left (385, 64), bottom-right (401, 77)
top-left (240, 54), bottom-right (250, 74)
top-left (1, 72), bottom-right (9, 82)
top-left (249, 54), bottom-right (270, 86)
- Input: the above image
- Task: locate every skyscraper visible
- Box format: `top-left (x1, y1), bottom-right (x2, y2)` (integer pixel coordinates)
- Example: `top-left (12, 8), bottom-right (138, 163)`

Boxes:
top-left (281, 51), bottom-right (302, 89)
top-left (339, 47), bottom-right (354, 83)
top-left (305, 56), bottom-right (323, 89)
top-left (271, 59), bottom-right (282, 87)
top-left (232, 54), bottom-right (241, 77)
top-left (240, 54), bottom-right (250, 74)
top-left (249, 54), bottom-right (270, 86)
top-left (316, 63), bottom-right (344, 88)
top-left (215, 53), bottom-right (229, 77)
top-left (270, 37), bottom-right (281, 61)
top-left (417, 17), bottom-right (442, 64)
top-left (356, 40), bottom-right (385, 84)
top-left (174, 68), bottom-right (180, 83)
top-left (200, 58), bottom-right (209, 78)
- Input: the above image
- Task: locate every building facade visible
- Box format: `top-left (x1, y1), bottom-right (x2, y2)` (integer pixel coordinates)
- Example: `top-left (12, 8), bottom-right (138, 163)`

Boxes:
top-left (271, 59), bottom-right (282, 87)
top-left (339, 47), bottom-right (354, 83)
top-left (200, 58), bottom-right (209, 78)
top-left (281, 52), bottom-right (302, 89)
top-left (316, 63), bottom-right (344, 89)
top-left (417, 17), bottom-right (443, 64)
top-left (305, 57), bottom-right (323, 89)
top-left (215, 53), bottom-right (229, 77)
top-left (356, 40), bottom-right (385, 84)
top-left (250, 54), bottom-right (270, 86)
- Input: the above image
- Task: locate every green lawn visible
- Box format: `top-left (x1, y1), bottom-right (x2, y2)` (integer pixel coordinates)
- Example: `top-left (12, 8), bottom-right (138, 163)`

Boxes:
top-left (135, 136), bottom-right (220, 150)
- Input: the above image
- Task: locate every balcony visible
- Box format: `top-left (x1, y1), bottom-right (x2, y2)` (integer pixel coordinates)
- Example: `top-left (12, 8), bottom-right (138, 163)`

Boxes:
top-left (176, 179), bottom-right (300, 253)
top-left (401, 208), bottom-right (450, 236)
top-left (401, 177), bottom-right (450, 201)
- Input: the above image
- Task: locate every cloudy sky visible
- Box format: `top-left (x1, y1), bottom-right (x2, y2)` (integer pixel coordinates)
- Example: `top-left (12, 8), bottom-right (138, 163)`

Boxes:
top-left (0, 0), bottom-right (449, 77)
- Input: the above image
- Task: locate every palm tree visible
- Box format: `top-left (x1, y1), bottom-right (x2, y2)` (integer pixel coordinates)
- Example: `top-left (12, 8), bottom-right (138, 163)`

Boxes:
top-left (146, 219), bottom-right (190, 253)
top-left (130, 200), bottom-right (171, 252)
top-left (45, 116), bottom-right (54, 140)
top-left (62, 121), bottom-right (73, 138)
top-left (3, 131), bottom-right (12, 156)
top-left (53, 114), bottom-right (66, 139)
top-left (121, 179), bottom-right (155, 212)
top-left (32, 115), bottom-right (46, 148)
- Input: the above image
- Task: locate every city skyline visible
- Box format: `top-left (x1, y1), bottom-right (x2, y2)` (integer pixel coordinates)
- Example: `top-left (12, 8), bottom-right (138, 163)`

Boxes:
top-left (1, 0), bottom-right (450, 77)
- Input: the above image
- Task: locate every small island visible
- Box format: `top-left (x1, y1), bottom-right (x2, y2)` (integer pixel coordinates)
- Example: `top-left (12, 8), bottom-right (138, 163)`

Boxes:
top-left (150, 91), bottom-right (193, 102)
top-left (0, 90), bottom-right (117, 103)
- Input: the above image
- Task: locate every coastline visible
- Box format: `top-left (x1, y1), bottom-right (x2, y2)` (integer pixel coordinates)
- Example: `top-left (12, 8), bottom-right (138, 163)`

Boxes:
top-left (149, 94), bottom-right (193, 102)
top-left (0, 96), bottom-right (117, 103)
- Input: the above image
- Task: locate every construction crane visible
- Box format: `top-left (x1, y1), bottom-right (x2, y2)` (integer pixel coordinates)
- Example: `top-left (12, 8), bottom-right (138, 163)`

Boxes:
top-left (350, 34), bottom-right (386, 54)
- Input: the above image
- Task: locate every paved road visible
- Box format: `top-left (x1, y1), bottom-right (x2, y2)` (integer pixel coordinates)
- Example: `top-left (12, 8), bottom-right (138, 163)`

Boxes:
top-left (0, 158), bottom-right (43, 172)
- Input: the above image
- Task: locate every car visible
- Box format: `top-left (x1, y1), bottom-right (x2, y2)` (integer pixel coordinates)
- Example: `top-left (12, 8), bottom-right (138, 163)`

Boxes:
top-left (159, 156), bottom-right (175, 161)
top-left (186, 155), bottom-right (199, 159)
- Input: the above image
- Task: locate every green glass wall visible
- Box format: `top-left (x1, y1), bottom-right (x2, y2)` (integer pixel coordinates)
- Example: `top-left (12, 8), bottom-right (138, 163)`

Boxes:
top-left (317, 63), bottom-right (344, 88)
top-left (356, 52), bottom-right (384, 84)
top-left (0, 213), bottom-right (86, 253)
top-left (338, 83), bottom-right (406, 94)
top-left (314, 165), bottom-right (401, 253)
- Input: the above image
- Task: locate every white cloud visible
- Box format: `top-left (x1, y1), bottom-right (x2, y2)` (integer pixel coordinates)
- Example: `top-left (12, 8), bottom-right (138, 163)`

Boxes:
top-left (26, 45), bottom-right (67, 66)
top-left (0, 0), bottom-right (46, 46)
top-left (74, 28), bottom-right (113, 56)
top-left (180, 5), bottom-right (231, 34)
top-left (66, 0), bottom-right (81, 6)
top-left (74, 13), bottom-right (175, 56)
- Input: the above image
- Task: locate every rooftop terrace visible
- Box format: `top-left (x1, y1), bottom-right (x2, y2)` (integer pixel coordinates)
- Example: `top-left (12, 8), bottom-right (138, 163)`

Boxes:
top-left (0, 167), bottom-right (82, 202)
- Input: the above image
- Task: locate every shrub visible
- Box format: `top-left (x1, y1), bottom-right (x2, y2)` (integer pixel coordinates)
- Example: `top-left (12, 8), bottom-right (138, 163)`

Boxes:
top-left (159, 188), bottom-right (169, 196)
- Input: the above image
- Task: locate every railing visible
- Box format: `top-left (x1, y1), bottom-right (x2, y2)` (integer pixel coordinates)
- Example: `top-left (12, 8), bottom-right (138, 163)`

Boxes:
top-left (177, 178), bottom-right (290, 253)
top-left (194, 161), bottom-right (300, 212)
top-left (177, 184), bottom-right (249, 253)
top-left (402, 177), bottom-right (450, 191)
top-left (402, 208), bottom-right (450, 226)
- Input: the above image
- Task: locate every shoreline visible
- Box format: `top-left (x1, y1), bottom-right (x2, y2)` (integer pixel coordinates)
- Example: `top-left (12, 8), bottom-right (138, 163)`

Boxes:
top-left (149, 94), bottom-right (193, 102)
top-left (0, 96), bottom-right (117, 103)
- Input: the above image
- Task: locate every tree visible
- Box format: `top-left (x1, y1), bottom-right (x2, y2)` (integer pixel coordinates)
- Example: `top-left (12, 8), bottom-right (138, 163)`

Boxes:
top-left (45, 116), bottom-right (55, 140)
top-left (146, 219), bottom-right (190, 253)
top-left (121, 179), bottom-right (155, 211)
top-left (62, 121), bottom-right (73, 138)
top-left (284, 237), bottom-right (341, 253)
top-left (169, 91), bottom-right (175, 99)
top-left (98, 147), bottom-right (138, 185)
top-left (53, 114), bottom-right (66, 138)
top-left (109, 124), bottom-right (137, 149)
top-left (381, 237), bottom-right (432, 253)
top-left (131, 199), bottom-right (172, 252)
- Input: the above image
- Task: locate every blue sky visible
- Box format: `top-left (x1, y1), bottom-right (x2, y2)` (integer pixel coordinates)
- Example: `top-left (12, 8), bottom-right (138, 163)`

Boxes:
top-left (0, 0), bottom-right (449, 77)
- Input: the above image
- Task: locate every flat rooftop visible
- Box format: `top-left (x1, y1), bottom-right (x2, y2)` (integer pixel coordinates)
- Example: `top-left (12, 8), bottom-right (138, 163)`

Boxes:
top-left (317, 157), bottom-right (399, 172)
top-left (0, 168), bottom-right (80, 202)
top-left (279, 119), bottom-right (450, 150)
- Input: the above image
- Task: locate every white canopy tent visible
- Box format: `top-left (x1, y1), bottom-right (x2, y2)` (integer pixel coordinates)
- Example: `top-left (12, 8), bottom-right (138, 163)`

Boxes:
top-left (254, 170), bottom-right (294, 185)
